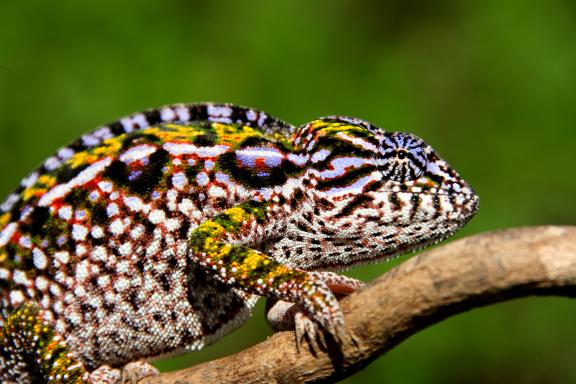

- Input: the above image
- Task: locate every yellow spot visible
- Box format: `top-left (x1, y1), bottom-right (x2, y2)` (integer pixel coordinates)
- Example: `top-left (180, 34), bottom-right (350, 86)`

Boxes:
top-left (0, 249), bottom-right (8, 263)
top-left (66, 136), bottom-right (123, 168)
top-left (37, 174), bottom-right (57, 188)
top-left (226, 207), bottom-right (247, 223)
top-left (236, 250), bottom-right (267, 274)
top-left (267, 265), bottom-right (292, 280)
top-left (200, 221), bottom-right (226, 237)
top-left (22, 187), bottom-right (46, 202)
top-left (0, 213), bottom-right (10, 229)
top-left (212, 123), bottom-right (261, 146)
top-left (143, 125), bottom-right (204, 142)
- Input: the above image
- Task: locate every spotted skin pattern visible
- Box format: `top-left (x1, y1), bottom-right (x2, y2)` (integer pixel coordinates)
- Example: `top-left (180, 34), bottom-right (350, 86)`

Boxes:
top-left (0, 103), bottom-right (478, 383)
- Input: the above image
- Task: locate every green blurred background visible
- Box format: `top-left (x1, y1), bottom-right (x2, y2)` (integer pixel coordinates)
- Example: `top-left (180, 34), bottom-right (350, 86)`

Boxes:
top-left (1, 0), bottom-right (575, 382)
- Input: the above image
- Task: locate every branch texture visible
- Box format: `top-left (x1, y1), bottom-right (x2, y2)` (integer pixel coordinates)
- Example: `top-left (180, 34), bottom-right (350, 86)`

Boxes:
top-left (142, 226), bottom-right (576, 384)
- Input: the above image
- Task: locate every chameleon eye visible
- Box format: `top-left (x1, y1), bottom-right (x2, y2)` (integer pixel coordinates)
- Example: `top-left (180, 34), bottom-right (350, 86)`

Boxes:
top-left (377, 132), bottom-right (427, 181)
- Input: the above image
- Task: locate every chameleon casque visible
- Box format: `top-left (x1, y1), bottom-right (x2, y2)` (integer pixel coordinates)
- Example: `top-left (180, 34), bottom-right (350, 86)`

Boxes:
top-left (0, 103), bottom-right (479, 383)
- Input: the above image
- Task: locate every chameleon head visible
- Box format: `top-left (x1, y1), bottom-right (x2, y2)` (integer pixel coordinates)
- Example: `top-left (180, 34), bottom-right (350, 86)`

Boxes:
top-left (278, 116), bottom-right (479, 270)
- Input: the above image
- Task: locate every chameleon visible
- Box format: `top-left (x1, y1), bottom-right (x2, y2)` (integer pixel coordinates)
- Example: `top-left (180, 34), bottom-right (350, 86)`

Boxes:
top-left (0, 103), bottom-right (478, 383)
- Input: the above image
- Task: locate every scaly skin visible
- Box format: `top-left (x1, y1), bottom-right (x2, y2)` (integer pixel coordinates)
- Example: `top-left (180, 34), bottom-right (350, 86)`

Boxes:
top-left (0, 103), bottom-right (479, 383)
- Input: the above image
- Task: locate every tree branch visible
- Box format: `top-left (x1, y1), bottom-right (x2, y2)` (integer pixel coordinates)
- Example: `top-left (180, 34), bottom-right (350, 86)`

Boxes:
top-left (142, 226), bottom-right (576, 384)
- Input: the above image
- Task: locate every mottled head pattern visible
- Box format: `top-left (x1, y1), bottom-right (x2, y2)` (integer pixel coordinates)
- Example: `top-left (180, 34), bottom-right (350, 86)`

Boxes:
top-left (270, 117), bottom-right (479, 270)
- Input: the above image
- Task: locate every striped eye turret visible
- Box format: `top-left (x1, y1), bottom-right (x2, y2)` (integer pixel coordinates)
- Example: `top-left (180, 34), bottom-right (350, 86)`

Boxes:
top-left (377, 132), bottom-right (427, 181)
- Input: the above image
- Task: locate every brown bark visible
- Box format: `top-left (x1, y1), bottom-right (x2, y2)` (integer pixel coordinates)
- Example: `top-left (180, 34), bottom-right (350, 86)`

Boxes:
top-left (142, 226), bottom-right (576, 384)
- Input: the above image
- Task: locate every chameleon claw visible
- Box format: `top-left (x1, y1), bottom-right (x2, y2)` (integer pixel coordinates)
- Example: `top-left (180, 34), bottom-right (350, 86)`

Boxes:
top-left (295, 312), bottom-right (321, 354)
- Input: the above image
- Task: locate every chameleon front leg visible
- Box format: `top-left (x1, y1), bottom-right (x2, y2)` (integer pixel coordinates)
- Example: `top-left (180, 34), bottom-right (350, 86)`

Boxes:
top-left (266, 272), bottom-right (365, 351)
top-left (0, 303), bottom-right (87, 384)
top-left (188, 200), bottom-right (347, 344)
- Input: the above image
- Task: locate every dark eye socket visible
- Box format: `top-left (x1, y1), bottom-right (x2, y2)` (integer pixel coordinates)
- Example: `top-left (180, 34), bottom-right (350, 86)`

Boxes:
top-left (377, 133), bottom-right (428, 182)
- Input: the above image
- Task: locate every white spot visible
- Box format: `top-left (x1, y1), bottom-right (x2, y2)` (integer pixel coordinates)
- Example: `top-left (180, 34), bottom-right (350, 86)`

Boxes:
top-left (163, 142), bottom-right (229, 157)
top-left (175, 105), bottom-right (190, 121)
top-left (44, 156), bottom-right (62, 171)
top-left (54, 251), bottom-right (70, 265)
top-left (323, 174), bottom-right (377, 197)
top-left (161, 107), bottom-right (176, 121)
top-left (165, 218), bottom-right (181, 232)
top-left (311, 149), bottom-right (331, 163)
top-left (146, 240), bottom-right (161, 257)
top-left (208, 185), bottom-right (226, 198)
top-left (0, 268), bottom-right (10, 279)
top-left (257, 112), bottom-right (267, 127)
top-left (148, 209), bottom-right (166, 224)
top-left (97, 275), bottom-right (110, 287)
top-left (75, 210), bottom-right (88, 221)
top-left (74, 285), bottom-right (86, 297)
top-left (287, 153), bottom-right (309, 166)
top-left (68, 312), bottom-right (81, 326)
top-left (35, 276), bottom-right (49, 291)
top-left (207, 104), bottom-right (233, 123)
top-left (196, 172), bottom-right (209, 186)
top-left (72, 224), bottom-right (88, 241)
top-left (21, 172), bottom-right (39, 188)
top-left (98, 181), bottom-right (113, 193)
top-left (58, 206), bottom-right (73, 220)
top-left (1, 193), bottom-right (19, 212)
top-left (130, 224), bottom-right (144, 239)
top-left (89, 190), bottom-right (100, 201)
top-left (75, 260), bottom-right (90, 281)
top-left (41, 297), bottom-right (51, 314)
top-left (119, 144), bottom-right (157, 164)
top-left (39, 157), bottom-right (112, 206)
top-left (9, 290), bottom-right (25, 306)
top-left (246, 109), bottom-right (257, 121)
top-left (109, 218), bottom-right (126, 236)
top-left (178, 198), bottom-right (194, 216)
top-left (124, 196), bottom-right (147, 212)
top-left (58, 147), bottom-right (75, 160)
top-left (0, 222), bottom-right (17, 247)
top-left (107, 203), bottom-right (119, 217)
top-left (118, 242), bottom-right (132, 257)
top-left (32, 248), bottom-right (48, 270)
top-left (82, 132), bottom-right (101, 146)
top-left (13, 270), bottom-right (29, 286)
top-left (91, 246), bottom-right (108, 262)
top-left (116, 260), bottom-right (130, 274)
top-left (114, 277), bottom-right (130, 292)
top-left (18, 235), bottom-right (32, 249)
top-left (53, 301), bottom-right (64, 314)
top-left (50, 283), bottom-right (62, 296)
top-left (121, 113), bottom-right (149, 132)
top-left (91, 226), bottom-right (104, 239)
top-left (172, 172), bottom-right (188, 190)
top-left (196, 145), bottom-right (230, 157)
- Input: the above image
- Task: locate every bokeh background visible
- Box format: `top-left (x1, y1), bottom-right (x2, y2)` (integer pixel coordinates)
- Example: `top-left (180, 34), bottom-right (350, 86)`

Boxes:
top-left (1, 0), bottom-right (575, 382)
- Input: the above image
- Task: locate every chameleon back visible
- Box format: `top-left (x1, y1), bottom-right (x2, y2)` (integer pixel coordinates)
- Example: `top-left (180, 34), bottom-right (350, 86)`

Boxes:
top-left (0, 104), bottom-right (295, 371)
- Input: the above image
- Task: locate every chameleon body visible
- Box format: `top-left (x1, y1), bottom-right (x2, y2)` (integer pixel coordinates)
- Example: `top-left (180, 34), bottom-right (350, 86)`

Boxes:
top-left (0, 103), bottom-right (478, 383)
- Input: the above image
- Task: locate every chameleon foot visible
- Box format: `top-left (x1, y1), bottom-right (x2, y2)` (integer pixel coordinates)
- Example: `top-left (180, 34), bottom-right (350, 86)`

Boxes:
top-left (89, 366), bottom-right (121, 384)
top-left (90, 361), bottom-right (158, 384)
top-left (121, 361), bottom-right (159, 384)
top-left (294, 311), bottom-right (327, 353)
